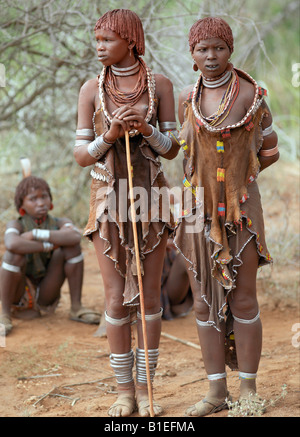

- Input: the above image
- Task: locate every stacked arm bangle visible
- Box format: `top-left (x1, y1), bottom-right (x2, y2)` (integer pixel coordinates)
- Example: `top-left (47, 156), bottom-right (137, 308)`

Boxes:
top-left (262, 124), bottom-right (273, 137)
top-left (32, 229), bottom-right (54, 252)
top-left (43, 242), bottom-right (54, 252)
top-left (87, 134), bottom-right (114, 159)
top-left (74, 128), bottom-right (95, 148)
top-left (143, 125), bottom-right (172, 155)
top-left (32, 229), bottom-right (50, 241)
top-left (259, 145), bottom-right (279, 157)
top-left (259, 124), bottom-right (279, 157)
top-left (76, 129), bottom-right (94, 137)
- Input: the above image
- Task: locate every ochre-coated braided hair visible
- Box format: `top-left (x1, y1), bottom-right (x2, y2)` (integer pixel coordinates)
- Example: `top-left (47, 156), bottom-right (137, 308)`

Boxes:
top-left (94, 9), bottom-right (145, 56)
top-left (14, 176), bottom-right (52, 212)
top-left (189, 17), bottom-right (234, 54)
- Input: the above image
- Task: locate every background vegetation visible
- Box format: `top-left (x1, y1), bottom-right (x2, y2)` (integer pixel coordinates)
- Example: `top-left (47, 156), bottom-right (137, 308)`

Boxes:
top-left (0, 0), bottom-right (299, 298)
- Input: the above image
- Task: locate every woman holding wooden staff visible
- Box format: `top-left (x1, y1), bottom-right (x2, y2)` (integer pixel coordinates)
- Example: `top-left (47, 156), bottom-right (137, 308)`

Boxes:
top-left (74, 9), bottom-right (179, 417)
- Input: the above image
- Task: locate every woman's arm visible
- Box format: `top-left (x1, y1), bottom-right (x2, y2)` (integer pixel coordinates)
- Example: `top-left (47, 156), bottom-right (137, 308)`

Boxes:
top-left (73, 78), bottom-right (99, 167)
top-left (154, 74), bottom-right (180, 160)
top-left (178, 85), bottom-right (193, 125)
top-left (258, 103), bottom-right (280, 171)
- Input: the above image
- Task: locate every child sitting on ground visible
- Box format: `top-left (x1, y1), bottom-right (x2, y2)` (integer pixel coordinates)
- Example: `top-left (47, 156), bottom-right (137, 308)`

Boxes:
top-left (0, 170), bottom-right (100, 335)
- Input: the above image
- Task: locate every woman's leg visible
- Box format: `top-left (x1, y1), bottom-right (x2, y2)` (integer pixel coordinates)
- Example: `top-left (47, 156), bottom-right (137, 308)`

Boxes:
top-left (185, 271), bottom-right (228, 416)
top-left (228, 236), bottom-right (262, 398)
top-left (92, 231), bottom-right (134, 417)
top-left (135, 230), bottom-right (168, 416)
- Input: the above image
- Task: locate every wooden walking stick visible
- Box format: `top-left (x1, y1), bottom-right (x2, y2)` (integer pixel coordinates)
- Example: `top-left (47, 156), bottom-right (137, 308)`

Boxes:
top-left (125, 130), bottom-right (154, 417)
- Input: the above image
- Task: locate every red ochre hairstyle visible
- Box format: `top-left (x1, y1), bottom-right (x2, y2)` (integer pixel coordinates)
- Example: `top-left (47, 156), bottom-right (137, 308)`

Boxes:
top-left (189, 17), bottom-right (234, 54)
top-left (14, 176), bottom-right (52, 212)
top-left (94, 9), bottom-right (145, 56)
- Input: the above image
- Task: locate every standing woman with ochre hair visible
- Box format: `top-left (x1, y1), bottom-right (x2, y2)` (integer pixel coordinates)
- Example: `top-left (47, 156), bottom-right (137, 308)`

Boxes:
top-left (74, 9), bottom-right (179, 417)
top-left (175, 17), bottom-right (279, 416)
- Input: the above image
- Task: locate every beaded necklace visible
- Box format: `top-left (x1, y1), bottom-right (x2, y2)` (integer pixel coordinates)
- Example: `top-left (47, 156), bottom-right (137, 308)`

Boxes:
top-left (99, 58), bottom-right (155, 136)
top-left (191, 69), bottom-right (261, 133)
top-left (197, 70), bottom-right (240, 127)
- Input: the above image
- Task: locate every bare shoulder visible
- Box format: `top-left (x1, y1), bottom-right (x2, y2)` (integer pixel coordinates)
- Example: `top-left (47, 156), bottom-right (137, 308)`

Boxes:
top-left (79, 77), bottom-right (98, 100)
top-left (178, 84), bottom-right (194, 124)
top-left (179, 84), bottom-right (194, 105)
top-left (154, 73), bottom-right (174, 97)
top-left (239, 77), bottom-right (256, 110)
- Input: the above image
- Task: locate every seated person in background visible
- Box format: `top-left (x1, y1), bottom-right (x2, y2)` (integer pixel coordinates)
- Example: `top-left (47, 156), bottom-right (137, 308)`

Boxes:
top-left (160, 239), bottom-right (193, 320)
top-left (0, 172), bottom-right (100, 335)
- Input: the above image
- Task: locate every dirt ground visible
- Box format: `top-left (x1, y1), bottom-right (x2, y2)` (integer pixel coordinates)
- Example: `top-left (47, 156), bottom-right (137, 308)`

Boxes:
top-left (0, 162), bottom-right (299, 419)
top-left (0, 246), bottom-right (299, 419)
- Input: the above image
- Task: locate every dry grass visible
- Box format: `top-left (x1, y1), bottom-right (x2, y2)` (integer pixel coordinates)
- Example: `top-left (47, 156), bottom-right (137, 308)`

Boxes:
top-left (227, 385), bottom-right (288, 417)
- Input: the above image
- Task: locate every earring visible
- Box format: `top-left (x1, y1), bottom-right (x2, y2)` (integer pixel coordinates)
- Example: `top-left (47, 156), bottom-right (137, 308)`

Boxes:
top-left (193, 61), bottom-right (198, 72)
top-left (50, 203), bottom-right (54, 210)
top-left (19, 208), bottom-right (26, 216)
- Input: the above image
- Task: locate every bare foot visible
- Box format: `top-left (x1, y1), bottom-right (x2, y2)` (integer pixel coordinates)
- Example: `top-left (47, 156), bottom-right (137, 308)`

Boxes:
top-left (108, 391), bottom-right (136, 417)
top-left (136, 385), bottom-right (163, 417)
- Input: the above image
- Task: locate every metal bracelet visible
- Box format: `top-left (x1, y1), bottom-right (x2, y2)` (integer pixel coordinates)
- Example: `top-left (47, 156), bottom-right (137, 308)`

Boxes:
top-left (32, 229), bottom-right (50, 241)
top-left (5, 227), bottom-right (20, 235)
top-left (136, 348), bottom-right (159, 384)
top-left (110, 350), bottom-right (134, 384)
top-left (74, 139), bottom-right (91, 147)
top-left (232, 310), bottom-right (260, 324)
top-left (262, 124), bottom-right (273, 137)
top-left (159, 121), bottom-right (177, 130)
top-left (143, 125), bottom-right (172, 155)
top-left (258, 145), bottom-right (279, 157)
top-left (87, 134), bottom-right (113, 159)
top-left (43, 242), bottom-right (54, 252)
top-left (104, 311), bottom-right (131, 326)
top-left (76, 128), bottom-right (94, 137)
top-left (67, 253), bottom-right (84, 264)
top-left (1, 262), bottom-right (21, 273)
top-left (137, 307), bottom-right (163, 321)
top-left (207, 372), bottom-right (227, 381)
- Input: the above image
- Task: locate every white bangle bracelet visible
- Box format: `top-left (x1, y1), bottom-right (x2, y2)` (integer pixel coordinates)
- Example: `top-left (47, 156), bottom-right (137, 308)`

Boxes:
top-left (87, 134), bottom-right (113, 159)
top-left (32, 229), bottom-right (50, 241)
top-left (159, 121), bottom-right (177, 130)
top-left (76, 128), bottom-right (94, 137)
top-left (143, 125), bottom-right (172, 155)
top-left (43, 242), bottom-right (54, 252)
top-left (262, 124), bottom-right (273, 137)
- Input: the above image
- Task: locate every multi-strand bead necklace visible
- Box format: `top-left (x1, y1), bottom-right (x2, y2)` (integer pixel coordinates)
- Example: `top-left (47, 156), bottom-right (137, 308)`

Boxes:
top-left (193, 68), bottom-right (240, 127)
top-left (98, 58), bottom-right (155, 136)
